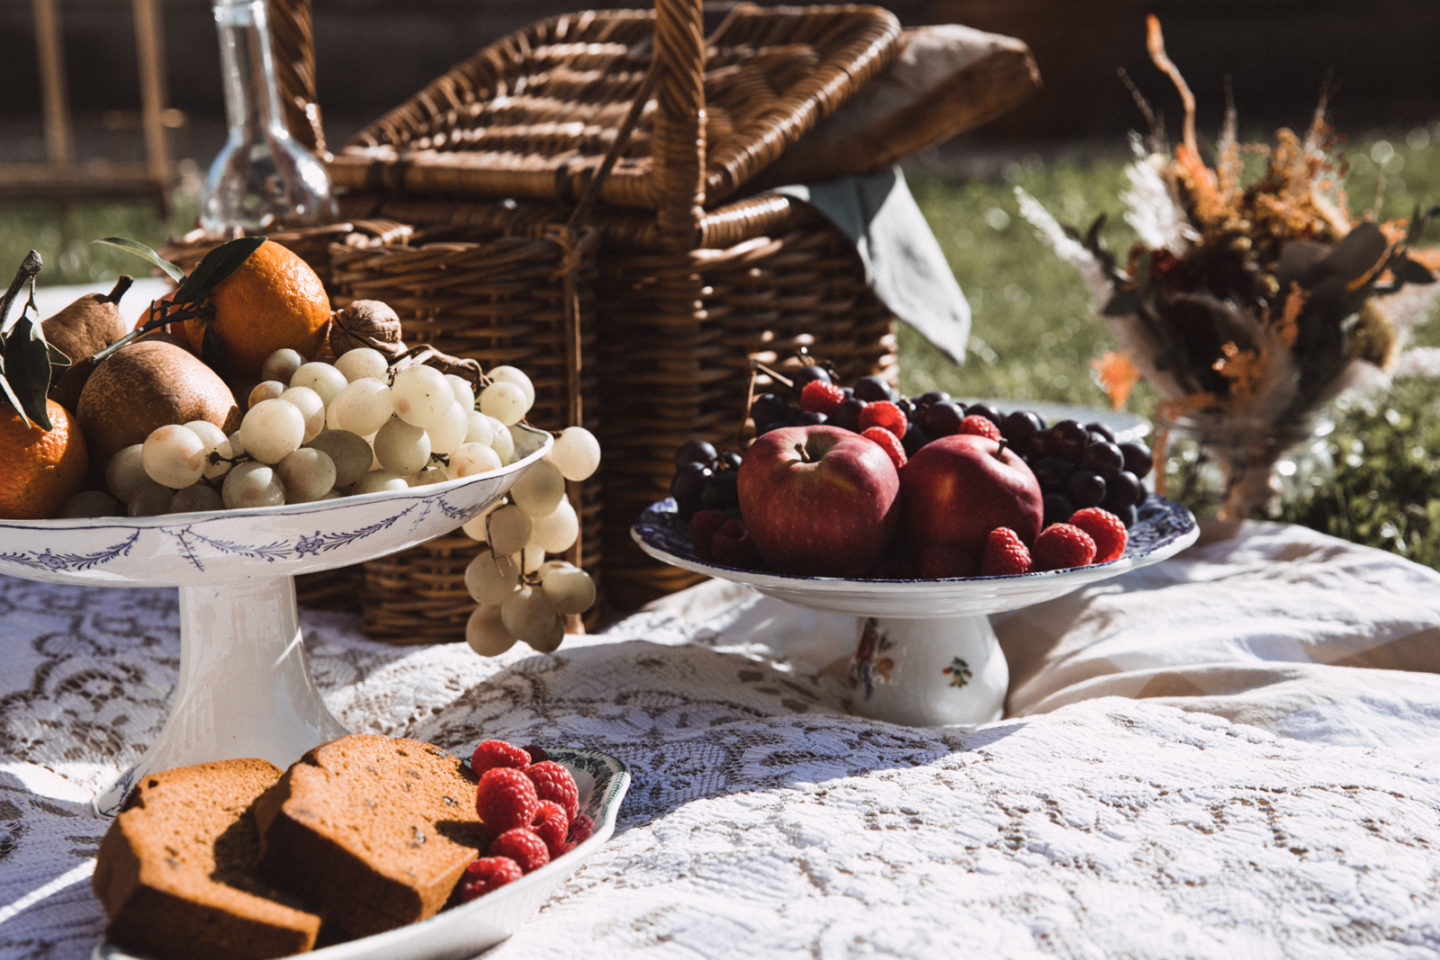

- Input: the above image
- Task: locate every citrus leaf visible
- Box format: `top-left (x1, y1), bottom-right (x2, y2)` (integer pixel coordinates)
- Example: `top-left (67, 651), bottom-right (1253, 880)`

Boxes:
top-left (174, 236), bottom-right (266, 306)
top-left (2, 314), bottom-right (54, 429)
top-left (95, 237), bottom-right (186, 283)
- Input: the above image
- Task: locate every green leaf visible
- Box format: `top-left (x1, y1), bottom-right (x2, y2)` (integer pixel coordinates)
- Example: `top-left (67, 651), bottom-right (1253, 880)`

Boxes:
top-left (3, 314), bottom-right (54, 429)
top-left (173, 236), bottom-right (266, 306)
top-left (95, 237), bottom-right (186, 283)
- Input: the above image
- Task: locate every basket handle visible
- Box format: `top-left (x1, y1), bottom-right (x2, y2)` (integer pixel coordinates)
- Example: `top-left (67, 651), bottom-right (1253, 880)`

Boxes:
top-left (267, 0), bottom-right (326, 155)
top-left (651, 0), bottom-right (708, 249)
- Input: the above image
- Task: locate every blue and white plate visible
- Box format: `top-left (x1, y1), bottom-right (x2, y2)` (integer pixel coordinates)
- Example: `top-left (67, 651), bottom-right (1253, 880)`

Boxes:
top-left (632, 495), bottom-right (1198, 619)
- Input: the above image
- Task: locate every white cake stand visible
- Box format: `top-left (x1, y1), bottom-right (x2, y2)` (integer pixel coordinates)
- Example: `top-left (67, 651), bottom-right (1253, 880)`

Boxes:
top-left (633, 495), bottom-right (1198, 727)
top-left (0, 426), bottom-right (552, 816)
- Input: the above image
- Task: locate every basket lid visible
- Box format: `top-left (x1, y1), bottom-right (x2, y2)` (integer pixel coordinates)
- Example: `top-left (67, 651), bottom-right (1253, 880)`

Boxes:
top-left (327, 3), bottom-right (901, 213)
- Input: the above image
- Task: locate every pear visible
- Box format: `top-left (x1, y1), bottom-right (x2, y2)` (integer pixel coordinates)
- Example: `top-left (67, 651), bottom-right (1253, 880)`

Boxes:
top-left (77, 340), bottom-right (241, 465)
top-left (45, 276), bottom-right (136, 411)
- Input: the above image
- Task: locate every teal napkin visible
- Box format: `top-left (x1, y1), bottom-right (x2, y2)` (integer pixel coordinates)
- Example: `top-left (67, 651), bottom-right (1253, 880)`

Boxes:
top-left (765, 166), bottom-right (970, 364)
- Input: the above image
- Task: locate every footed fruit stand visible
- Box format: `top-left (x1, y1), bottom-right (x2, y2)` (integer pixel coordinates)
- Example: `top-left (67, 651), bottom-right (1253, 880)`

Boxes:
top-left (4, 1), bottom-right (1440, 957)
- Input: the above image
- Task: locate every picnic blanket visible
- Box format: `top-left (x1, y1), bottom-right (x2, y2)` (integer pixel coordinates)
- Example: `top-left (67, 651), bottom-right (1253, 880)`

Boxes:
top-left (2, 519), bottom-right (1439, 958)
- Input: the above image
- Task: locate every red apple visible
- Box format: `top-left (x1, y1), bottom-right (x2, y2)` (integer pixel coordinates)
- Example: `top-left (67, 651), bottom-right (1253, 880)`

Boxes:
top-left (899, 434), bottom-right (1043, 554)
top-left (737, 425), bottom-right (900, 577)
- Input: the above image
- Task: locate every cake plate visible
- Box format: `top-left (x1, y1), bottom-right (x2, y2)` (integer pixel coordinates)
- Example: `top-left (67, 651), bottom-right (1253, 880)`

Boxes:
top-left (633, 495), bottom-right (1198, 727)
top-left (0, 426), bottom-right (553, 817)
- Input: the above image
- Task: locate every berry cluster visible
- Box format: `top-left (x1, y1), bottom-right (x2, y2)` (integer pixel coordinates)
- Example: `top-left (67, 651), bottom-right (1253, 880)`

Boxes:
top-left (745, 364), bottom-right (1153, 527)
top-left (459, 739), bottom-right (591, 902)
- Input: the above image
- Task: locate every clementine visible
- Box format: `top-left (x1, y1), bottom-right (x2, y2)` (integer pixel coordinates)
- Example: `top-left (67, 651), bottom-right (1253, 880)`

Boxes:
top-left (0, 399), bottom-right (89, 519)
top-left (184, 240), bottom-right (331, 382)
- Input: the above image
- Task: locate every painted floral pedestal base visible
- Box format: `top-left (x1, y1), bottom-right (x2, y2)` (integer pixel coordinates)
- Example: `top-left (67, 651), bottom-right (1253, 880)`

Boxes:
top-left (0, 428), bottom-right (552, 816)
top-left (633, 496), bottom-right (1198, 727)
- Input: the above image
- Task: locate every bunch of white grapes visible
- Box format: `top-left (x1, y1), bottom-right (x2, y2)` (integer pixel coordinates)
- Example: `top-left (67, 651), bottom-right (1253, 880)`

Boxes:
top-left (105, 344), bottom-right (601, 650)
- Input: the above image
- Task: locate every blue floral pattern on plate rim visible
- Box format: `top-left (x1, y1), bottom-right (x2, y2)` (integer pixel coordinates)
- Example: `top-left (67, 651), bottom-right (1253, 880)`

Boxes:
top-left (632, 495), bottom-right (1197, 583)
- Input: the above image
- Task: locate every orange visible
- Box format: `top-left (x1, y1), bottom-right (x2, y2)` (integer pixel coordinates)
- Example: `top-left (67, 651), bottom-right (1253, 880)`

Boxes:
top-left (184, 240), bottom-right (331, 382)
top-left (0, 399), bottom-right (89, 519)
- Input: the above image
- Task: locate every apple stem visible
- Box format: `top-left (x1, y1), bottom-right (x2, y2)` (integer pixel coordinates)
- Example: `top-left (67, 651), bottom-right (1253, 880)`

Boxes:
top-left (993, 437), bottom-right (1010, 459)
top-left (793, 441), bottom-right (812, 463)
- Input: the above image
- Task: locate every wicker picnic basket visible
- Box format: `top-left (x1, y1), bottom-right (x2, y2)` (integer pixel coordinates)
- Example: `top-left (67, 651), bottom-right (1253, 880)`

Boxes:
top-left (194, 0), bottom-right (906, 627)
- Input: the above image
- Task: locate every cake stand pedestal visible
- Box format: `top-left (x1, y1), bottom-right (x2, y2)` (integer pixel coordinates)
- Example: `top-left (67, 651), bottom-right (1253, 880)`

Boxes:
top-left (0, 427), bottom-right (553, 816)
top-left (633, 496), bottom-right (1198, 727)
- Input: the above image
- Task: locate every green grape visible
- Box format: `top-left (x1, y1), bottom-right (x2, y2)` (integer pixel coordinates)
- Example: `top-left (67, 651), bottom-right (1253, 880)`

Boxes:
top-left (222, 461), bottom-right (286, 508)
top-left (550, 426), bottom-right (601, 481)
top-left (466, 603), bottom-right (516, 657)
top-left (540, 563), bottom-right (596, 615)
top-left (335, 347), bottom-right (389, 382)
top-left (306, 429), bottom-right (372, 488)
top-left (464, 548), bottom-right (520, 605)
top-left (142, 424), bottom-right (208, 489)
top-left (373, 417), bottom-right (431, 475)
top-left (290, 361), bottom-right (349, 406)
top-left (277, 448), bottom-right (337, 503)
top-left (511, 460), bottom-right (565, 517)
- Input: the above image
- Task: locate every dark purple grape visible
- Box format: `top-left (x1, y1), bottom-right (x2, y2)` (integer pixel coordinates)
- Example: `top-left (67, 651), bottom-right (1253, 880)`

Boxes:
top-left (1110, 502), bottom-right (1138, 528)
top-left (901, 422), bottom-right (930, 456)
top-left (1103, 470), bottom-right (1142, 511)
top-left (1026, 432), bottom-right (1052, 460)
top-left (1043, 492), bottom-right (1075, 527)
top-left (830, 397), bottom-right (868, 432)
top-left (1119, 441), bottom-right (1153, 479)
top-left (674, 439), bottom-right (718, 468)
top-left (896, 396), bottom-right (915, 420)
top-left (1032, 455), bottom-right (1074, 490)
top-left (852, 375), bottom-right (894, 403)
top-left (920, 401), bottom-right (965, 437)
top-left (758, 420), bottom-right (791, 436)
top-left (718, 451), bottom-right (743, 470)
top-left (841, 386), bottom-right (855, 400)
top-left (1001, 410), bottom-right (1045, 447)
top-left (1084, 421), bottom-right (1116, 443)
top-left (1050, 419), bottom-right (1088, 462)
top-left (916, 390), bottom-right (950, 406)
top-left (750, 392), bottom-right (791, 429)
top-left (671, 461), bottom-right (713, 518)
top-left (1067, 470), bottom-right (1107, 509)
top-left (700, 468), bottom-right (739, 511)
top-left (966, 402), bottom-right (1002, 426)
top-left (791, 365), bottom-right (833, 394)
top-left (1079, 440), bottom-right (1125, 479)
top-left (799, 410), bottom-right (829, 426)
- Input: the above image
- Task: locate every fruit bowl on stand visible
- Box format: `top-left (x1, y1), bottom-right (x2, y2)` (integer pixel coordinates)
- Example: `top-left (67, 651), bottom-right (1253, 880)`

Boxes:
top-left (633, 494), bottom-right (1198, 727)
top-left (0, 425), bottom-right (553, 817)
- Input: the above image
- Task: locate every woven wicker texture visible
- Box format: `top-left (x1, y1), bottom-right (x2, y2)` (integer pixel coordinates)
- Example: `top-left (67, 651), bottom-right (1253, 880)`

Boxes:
top-left (328, 3), bottom-right (901, 220)
top-left (209, 0), bottom-right (904, 618)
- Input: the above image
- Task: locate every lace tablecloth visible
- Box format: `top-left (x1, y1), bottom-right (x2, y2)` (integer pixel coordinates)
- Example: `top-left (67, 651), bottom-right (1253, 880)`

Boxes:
top-left (2, 520), bottom-right (1439, 958)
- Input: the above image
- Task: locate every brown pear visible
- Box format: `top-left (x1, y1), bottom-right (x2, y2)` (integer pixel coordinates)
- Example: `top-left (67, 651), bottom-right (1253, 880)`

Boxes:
top-left (45, 276), bottom-right (137, 411)
top-left (77, 340), bottom-right (241, 465)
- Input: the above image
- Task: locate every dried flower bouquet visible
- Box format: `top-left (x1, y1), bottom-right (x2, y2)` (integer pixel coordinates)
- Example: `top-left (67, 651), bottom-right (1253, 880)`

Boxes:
top-left (1020, 17), bottom-right (1439, 518)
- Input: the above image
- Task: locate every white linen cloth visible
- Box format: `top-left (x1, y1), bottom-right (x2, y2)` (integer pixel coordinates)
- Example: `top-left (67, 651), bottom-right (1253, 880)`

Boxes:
top-left (1, 520), bottom-right (1439, 958)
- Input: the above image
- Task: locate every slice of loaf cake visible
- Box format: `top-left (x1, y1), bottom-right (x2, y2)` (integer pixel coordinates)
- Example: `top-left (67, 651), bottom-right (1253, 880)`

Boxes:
top-left (253, 734), bottom-right (487, 938)
top-left (92, 757), bottom-right (322, 960)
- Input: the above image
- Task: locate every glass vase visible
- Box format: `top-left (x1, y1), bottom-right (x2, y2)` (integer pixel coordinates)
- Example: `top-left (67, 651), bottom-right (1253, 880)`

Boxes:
top-left (199, 0), bottom-right (336, 236)
top-left (1157, 414), bottom-right (1334, 521)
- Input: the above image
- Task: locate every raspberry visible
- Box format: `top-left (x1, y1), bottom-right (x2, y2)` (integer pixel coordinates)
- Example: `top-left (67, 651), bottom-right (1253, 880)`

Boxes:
top-left (457, 856), bottom-right (524, 902)
top-left (470, 739), bottom-right (531, 777)
top-left (1069, 507), bottom-right (1128, 563)
top-left (857, 400), bottom-right (907, 438)
top-left (688, 508), bottom-right (730, 561)
top-left (981, 527), bottom-right (1032, 576)
top-left (918, 543), bottom-right (977, 578)
top-left (799, 380), bottom-right (845, 415)
top-left (475, 767), bottom-right (540, 834)
top-left (565, 812), bottom-right (595, 852)
top-left (1032, 523), bottom-right (1097, 571)
top-left (861, 426), bottom-right (907, 471)
top-left (957, 415), bottom-right (1001, 441)
top-left (488, 828), bottom-right (551, 873)
top-left (711, 517), bottom-right (763, 570)
top-left (524, 760), bottom-right (580, 822)
top-left (531, 799), bottom-right (570, 858)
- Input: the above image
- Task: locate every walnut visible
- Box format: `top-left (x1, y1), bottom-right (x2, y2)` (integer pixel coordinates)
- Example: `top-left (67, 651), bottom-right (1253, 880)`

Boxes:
top-left (329, 300), bottom-right (406, 358)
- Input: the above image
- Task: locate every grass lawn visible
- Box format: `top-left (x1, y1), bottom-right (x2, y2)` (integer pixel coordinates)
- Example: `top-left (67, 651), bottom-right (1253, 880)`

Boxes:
top-left (4, 122), bottom-right (1439, 567)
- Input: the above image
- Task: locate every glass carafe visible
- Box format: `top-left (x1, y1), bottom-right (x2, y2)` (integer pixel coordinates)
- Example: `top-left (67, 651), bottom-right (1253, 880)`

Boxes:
top-left (199, 0), bottom-right (336, 235)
